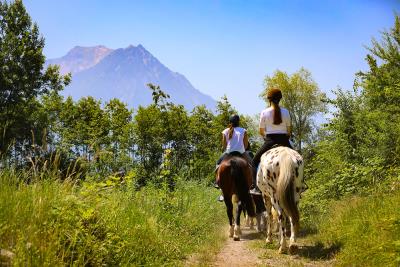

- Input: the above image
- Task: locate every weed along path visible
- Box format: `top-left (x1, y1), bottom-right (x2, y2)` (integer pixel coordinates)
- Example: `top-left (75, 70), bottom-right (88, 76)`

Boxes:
top-left (207, 226), bottom-right (337, 267)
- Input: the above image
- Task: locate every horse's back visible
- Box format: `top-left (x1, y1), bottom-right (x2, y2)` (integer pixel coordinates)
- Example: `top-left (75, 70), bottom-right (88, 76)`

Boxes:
top-left (260, 147), bottom-right (302, 171)
top-left (258, 146), bottom-right (304, 197)
top-left (219, 155), bottom-right (252, 182)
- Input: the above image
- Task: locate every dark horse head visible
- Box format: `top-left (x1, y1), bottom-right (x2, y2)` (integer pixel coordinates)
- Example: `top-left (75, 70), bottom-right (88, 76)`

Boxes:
top-left (217, 154), bottom-right (256, 240)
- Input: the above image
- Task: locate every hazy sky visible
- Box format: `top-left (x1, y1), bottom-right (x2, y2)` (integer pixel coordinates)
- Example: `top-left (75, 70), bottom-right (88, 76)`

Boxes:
top-left (24, 0), bottom-right (399, 115)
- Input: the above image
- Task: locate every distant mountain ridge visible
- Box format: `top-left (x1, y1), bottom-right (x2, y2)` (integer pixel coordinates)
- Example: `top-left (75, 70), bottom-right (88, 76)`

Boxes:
top-left (46, 45), bottom-right (216, 110)
top-left (46, 45), bottom-right (113, 75)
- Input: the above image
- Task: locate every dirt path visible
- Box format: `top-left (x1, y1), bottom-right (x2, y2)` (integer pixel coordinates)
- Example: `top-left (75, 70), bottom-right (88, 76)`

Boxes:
top-left (212, 227), bottom-right (264, 267)
top-left (211, 226), bottom-right (337, 267)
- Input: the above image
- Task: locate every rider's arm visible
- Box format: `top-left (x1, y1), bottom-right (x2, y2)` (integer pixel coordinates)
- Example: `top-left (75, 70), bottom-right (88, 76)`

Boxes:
top-left (221, 133), bottom-right (227, 152)
top-left (259, 127), bottom-right (266, 139)
top-left (285, 110), bottom-right (292, 137)
top-left (243, 131), bottom-right (249, 150)
top-left (259, 111), bottom-right (266, 139)
top-left (287, 125), bottom-right (292, 137)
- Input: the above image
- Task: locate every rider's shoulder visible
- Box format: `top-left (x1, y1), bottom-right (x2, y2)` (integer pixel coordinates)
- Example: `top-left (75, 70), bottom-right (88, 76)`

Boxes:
top-left (261, 107), bottom-right (273, 114)
top-left (281, 107), bottom-right (290, 114)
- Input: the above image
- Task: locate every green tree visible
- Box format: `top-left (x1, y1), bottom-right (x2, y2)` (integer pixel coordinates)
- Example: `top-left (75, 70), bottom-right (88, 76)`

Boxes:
top-left (133, 104), bottom-right (164, 185)
top-left (163, 104), bottom-right (190, 171)
top-left (75, 97), bottom-right (109, 161)
top-left (261, 68), bottom-right (326, 152)
top-left (103, 99), bottom-right (133, 171)
top-left (0, 0), bottom-right (69, 160)
top-left (188, 105), bottom-right (216, 182)
top-left (105, 99), bottom-right (132, 150)
top-left (303, 15), bottom-right (400, 206)
top-left (354, 14), bottom-right (400, 164)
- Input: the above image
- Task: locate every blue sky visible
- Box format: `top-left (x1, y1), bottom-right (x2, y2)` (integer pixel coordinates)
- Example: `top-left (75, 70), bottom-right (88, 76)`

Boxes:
top-left (25, 0), bottom-right (399, 115)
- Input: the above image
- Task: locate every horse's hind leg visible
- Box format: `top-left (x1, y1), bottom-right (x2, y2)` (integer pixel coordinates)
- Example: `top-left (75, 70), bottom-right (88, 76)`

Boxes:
top-left (263, 195), bottom-right (273, 243)
top-left (288, 216), bottom-right (299, 254)
top-left (224, 198), bottom-right (234, 238)
top-left (273, 204), bottom-right (288, 254)
top-left (233, 195), bottom-right (241, 241)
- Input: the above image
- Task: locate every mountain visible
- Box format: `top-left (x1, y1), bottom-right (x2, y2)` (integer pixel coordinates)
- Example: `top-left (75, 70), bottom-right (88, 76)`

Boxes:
top-left (46, 45), bottom-right (113, 75)
top-left (46, 45), bottom-right (216, 110)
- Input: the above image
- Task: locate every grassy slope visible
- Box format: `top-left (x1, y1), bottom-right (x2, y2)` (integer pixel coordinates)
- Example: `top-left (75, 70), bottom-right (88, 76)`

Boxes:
top-left (315, 192), bottom-right (400, 267)
top-left (0, 172), bottom-right (226, 266)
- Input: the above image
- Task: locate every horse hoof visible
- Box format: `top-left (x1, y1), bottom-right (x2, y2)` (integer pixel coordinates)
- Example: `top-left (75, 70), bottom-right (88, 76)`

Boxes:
top-left (229, 226), bottom-right (234, 237)
top-left (278, 246), bottom-right (287, 254)
top-left (233, 236), bottom-right (240, 241)
top-left (289, 244), bottom-right (298, 254)
top-left (266, 237), bottom-right (273, 244)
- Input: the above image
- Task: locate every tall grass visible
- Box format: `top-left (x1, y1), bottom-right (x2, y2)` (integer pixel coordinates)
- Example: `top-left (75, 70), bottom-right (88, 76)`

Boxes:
top-left (0, 171), bottom-right (226, 266)
top-left (314, 192), bottom-right (400, 266)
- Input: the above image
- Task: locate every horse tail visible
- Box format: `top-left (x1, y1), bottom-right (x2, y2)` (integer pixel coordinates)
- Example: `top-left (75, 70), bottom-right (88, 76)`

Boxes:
top-left (276, 151), bottom-right (299, 226)
top-left (230, 158), bottom-right (256, 217)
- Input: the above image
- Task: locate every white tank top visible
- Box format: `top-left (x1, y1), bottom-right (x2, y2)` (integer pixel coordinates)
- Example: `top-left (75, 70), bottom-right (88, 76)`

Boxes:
top-left (259, 107), bottom-right (291, 134)
top-left (222, 127), bottom-right (246, 154)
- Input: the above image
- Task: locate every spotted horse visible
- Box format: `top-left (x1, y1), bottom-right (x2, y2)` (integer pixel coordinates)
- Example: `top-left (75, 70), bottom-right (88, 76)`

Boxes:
top-left (257, 146), bottom-right (305, 254)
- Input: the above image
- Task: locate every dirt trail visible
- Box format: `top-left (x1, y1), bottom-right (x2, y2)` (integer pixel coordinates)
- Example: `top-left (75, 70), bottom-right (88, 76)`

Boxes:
top-left (212, 227), bottom-right (263, 267)
top-left (211, 226), bottom-right (337, 267)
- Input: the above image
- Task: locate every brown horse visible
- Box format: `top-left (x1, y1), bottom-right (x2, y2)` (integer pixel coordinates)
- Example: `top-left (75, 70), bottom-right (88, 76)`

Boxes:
top-left (217, 154), bottom-right (256, 240)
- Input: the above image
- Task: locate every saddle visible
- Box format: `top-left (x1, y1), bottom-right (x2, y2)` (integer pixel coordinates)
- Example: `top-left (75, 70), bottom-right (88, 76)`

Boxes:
top-left (227, 151), bottom-right (242, 157)
top-left (226, 151), bottom-right (254, 170)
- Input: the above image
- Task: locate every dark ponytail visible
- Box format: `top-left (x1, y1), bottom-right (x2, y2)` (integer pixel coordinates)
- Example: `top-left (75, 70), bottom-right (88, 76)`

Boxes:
top-left (271, 99), bottom-right (282, 125)
top-left (228, 115), bottom-right (240, 140)
top-left (228, 123), bottom-right (234, 139)
top-left (267, 88), bottom-right (283, 125)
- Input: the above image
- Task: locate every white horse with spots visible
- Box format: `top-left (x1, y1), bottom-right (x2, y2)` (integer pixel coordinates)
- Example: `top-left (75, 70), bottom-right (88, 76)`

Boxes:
top-left (257, 146), bottom-right (305, 254)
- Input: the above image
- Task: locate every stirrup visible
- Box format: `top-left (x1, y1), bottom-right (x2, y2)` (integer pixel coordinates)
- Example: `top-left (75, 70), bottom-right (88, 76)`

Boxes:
top-left (214, 182), bottom-right (220, 189)
top-left (214, 164), bottom-right (219, 173)
top-left (250, 187), bottom-right (262, 195)
top-left (217, 195), bottom-right (224, 202)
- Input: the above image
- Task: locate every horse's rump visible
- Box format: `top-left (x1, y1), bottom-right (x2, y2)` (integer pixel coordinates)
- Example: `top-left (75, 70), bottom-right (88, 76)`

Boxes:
top-left (257, 146), bottom-right (304, 252)
top-left (258, 147), bottom-right (304, 227)
top-left (218, 155), bottom-right (255, 217)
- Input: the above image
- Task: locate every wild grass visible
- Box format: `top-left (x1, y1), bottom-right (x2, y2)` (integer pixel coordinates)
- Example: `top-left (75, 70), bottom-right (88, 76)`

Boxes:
top-left (313, 192), bottom-right (400, 267)
top-left (0, 171), bottom-right (226, 266)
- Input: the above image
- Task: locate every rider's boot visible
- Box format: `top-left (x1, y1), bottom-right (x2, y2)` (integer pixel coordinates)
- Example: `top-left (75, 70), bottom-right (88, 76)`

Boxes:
top-left (250, 165), bottom-right (262, 195)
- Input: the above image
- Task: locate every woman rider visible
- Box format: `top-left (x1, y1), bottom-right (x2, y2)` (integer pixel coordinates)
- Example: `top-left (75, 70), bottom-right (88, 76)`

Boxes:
top-left (250, 88), bottom-right (292, 195)
top-left (215, 114), bottom-right (253, 191)
top-left (217, 114), bottom-right (252, 167)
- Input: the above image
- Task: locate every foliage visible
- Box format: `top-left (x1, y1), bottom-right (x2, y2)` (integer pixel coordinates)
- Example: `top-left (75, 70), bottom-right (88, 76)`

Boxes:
top-left (300, 16), bottom-right (400, 264)
top-left (0, 170), bottom-right (226, 266)
top-left (2, 1), bottom-right (400, 265)
top-left (0, 0), bottom-right (69, 160)
top-left (304, 14), bottom-right (400, 204)
top-left (314, 193), bottom-right (400, 266)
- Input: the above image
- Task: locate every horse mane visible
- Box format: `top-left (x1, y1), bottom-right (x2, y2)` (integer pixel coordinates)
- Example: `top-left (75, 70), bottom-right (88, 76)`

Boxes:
top-left (276, 150), bottom-right (299, 227)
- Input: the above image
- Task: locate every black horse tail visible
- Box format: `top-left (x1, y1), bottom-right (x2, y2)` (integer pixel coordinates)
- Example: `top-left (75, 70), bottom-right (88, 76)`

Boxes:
top-left (230, 158), bottom-right (256, 217)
